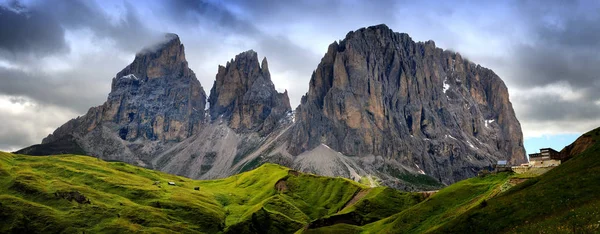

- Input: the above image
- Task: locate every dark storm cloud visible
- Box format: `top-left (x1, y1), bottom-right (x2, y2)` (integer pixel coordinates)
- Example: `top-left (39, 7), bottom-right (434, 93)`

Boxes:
top-left (226, 0), bottom-right (399, 23)
top-left (510, 0), bottom-right (600, 88)
top-left (502, 0), bottom-right (600, 127)
top-left (0, 0), bottom-right (159, 61)
top-left (0, 4), bottom-right (68, 57)
top-left (35, 0), bottom-right (159, 53)
top-left (513, 44), bottom-right (600, 88)
top-left (162, 0), bottom-right (260, 36)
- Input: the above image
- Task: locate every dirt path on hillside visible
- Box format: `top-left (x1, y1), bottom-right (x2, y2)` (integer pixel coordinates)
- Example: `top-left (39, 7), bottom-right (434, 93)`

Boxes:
top-left (417, 190), bottom-right (438, 199)
top-left (340, 188), bottom-right (372, 212)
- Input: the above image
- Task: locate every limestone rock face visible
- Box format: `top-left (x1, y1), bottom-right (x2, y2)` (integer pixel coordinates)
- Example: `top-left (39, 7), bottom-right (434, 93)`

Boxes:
top-left (287, 25), bottom-right (526, 184)
top-left (43, 33), bottom-right (206, 144)
top-left (208, 50), bottom-right (291, 134)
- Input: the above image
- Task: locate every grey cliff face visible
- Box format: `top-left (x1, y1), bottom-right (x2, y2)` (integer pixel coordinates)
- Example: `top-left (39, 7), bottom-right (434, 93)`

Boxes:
top-left (287, 24), bottom-right (526, 184)
top-left (208, 50), bottom-right (291, 135)
top-left (43, 33), bottom-right (206, 144)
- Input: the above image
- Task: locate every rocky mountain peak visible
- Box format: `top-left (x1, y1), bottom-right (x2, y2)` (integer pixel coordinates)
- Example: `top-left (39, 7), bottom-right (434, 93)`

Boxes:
top-left (261, 57), bottom-right (269, 74)
top-left (114, 33), bottom-right (190, 84)
top-left (43, 32), bottom-right (206, 149)
top-left (208, 50), bottom-right (291, 134)
top-left (137, 33), bottom-right (181, 55)
top-left (288, 25), bottom-right (526, 184)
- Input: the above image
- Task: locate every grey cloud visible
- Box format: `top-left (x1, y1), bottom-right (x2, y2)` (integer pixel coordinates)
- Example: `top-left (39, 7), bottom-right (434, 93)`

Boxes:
top-left (0, 102), bottom-right (77, 152)
top-left (0, 123), bottom-right (32, 151)
top-left (161, 0), bottom-right (260, 36)
top-left (538, 16), bottom-right (600, 49)
top-left (0, 43), bottom-right (135, 114)
top-left (516, 93), bottom-right (600, 122)
top-left (474, 0), bottom-right (600, 128)
top-left (0, 4), bottom-right (68, 57)
top-left (35, 0), bottom-right (160, 53)
top-left (511, 44), bottom-right (600, 88)
top-left (0, 0), bottom-right (160, 114)
top-left (508, 0), bottom-right (600, 88)
top-left (224, 0), bottom-right (344, 23)
top-left (0, 67), bottom-right (108, 113)
top-left (256, 34), bottom-right (320, 77)
top-left (0, 0), bottom-right (160, 61)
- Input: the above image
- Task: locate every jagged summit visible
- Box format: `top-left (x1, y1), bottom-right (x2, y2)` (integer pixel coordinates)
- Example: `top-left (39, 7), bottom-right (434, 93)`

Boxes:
top-left (261, 56), bottom-right (269, 74)
top-left (224, 50), bottom-right (261, 67)
top-left (340, 24), bottom-right (440, 52)
top-left (136, 33), bottom-right (182, 56)
top-left (117, 33), bottom-right (191, 82)
top-left (208, 50), bottom-right (290, 134)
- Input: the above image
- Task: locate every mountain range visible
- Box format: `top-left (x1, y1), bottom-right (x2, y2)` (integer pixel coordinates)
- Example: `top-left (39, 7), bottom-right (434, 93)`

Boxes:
top-left (17, 24), bottom-right (526, 190)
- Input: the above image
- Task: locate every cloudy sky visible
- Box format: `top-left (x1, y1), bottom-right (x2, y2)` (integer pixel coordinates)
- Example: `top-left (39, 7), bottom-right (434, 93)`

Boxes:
top-left (1, 0), bottom-right (599, 154)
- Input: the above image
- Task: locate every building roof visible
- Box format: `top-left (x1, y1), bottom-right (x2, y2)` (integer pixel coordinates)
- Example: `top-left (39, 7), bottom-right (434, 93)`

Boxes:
top-left (540, 148), bottom-right (559, 153)
top-left (530, 148), bottom-right (560, 157)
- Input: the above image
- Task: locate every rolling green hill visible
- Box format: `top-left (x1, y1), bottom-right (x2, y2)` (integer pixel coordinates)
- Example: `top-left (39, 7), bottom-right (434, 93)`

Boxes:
top-left (303, 167), bottom-right (513, 234)
top-left (0, 151), bottom-right (423, 233)
top-left (2, 127), bottom-right (599, 233)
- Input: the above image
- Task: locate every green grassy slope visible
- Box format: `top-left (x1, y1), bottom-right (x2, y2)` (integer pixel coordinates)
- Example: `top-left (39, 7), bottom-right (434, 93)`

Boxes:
top-left (3, 127), bottom-right (599, 233)
top-left (436, 127), bottom-right (600, 233)
top-left (0, 152), bottom-right (423, 233)
top-left (306, 187), bottom-right (425, 229)
top-left (366, 172), bottom-right (511, 233)
top-left (306, 173), bottom-right (511, 233)
top-left (303, 171), bottom-right (512, 234)
top-left (0, 152), bottom-right (226, 233)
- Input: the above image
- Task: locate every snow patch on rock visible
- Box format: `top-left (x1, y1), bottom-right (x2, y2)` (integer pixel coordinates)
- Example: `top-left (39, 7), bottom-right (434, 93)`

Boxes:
top-left (484, 119), bottom-right (495, 128)
top-left (121, 74), bottom-right (138, 80)
top-left (443, 76), bottom-right (450, 93)
top-left (467, 140), bottom-right (477, 149)
top-left (415, 163), bottom-right (425, 175)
